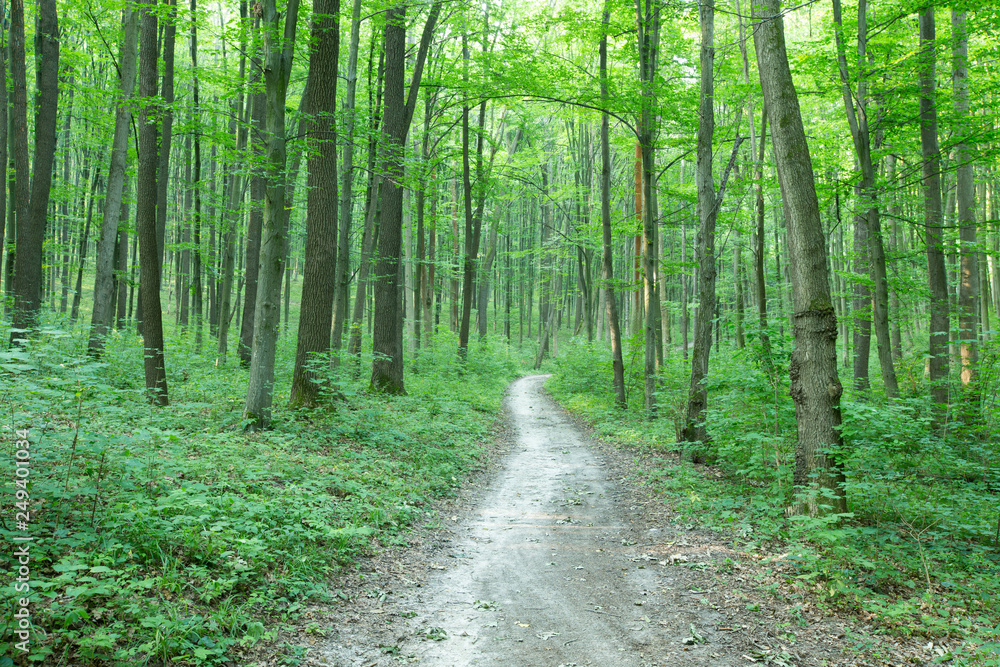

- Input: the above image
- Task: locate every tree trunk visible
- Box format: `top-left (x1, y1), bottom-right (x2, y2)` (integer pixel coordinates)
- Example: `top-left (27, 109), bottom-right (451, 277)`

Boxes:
top-left (137, 0), bottom-right (168, 405)
top-left (243, 0), bottom-right (299, 428)
top-left (753, 0), bottom-right (846, 517)
top-left (370, 1), bottom-right (441, 393)
top-left (190, 0), bottom-right (204, 350)
top-left (240, 65), bottom-right (266, 366)
top-left (71, 167), bottom-right (102, 321)
top-left (11, 0), bottom-right (59, 340)
top-left (290, 0), bottom-right (339, 408)
top-left (89, 2), bottom-right (139, 355)
top-left (682, 0), bottom-right (717, 447)
top-left (919, 7), bottom-right (950, 408)
top-left (952, 9), bottom-right (977, 390)
top-left (155, 0), bottom-right (176, 273)
top-left (851, 183), bottom-right (872, 391)
top-left (331, 0), bottom-right (364, 357)
top-left (832, 0), bottom-right (896, 397)
top-left (601, 2), bottom-right (626, 408)
top-left (0, 0), bottom-right (6, 287)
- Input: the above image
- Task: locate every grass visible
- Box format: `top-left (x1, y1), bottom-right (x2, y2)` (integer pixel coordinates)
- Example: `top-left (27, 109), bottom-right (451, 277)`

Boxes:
top-left (0, 313), bottom-right (530, 665)
top-left (545, 335), bottom-right (1000, 666)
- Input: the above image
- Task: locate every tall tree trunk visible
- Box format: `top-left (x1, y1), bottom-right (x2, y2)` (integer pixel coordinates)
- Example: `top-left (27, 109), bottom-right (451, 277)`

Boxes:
top-left (331, 0), bottom-right (363, 357)
top-left (137, 0), bottom-right (168, 405)
top-left (115, 176), bottom-right (131, 328)
top-left (155, 0), bottom-right (176, 273)
top-left (851, 182), bottom-right (872, 391)
top-left (753, 0), bottom-right (846, 517)
top-left (240, 63), bottom-right (265, 366)
top-left (832, 0), bottom-right (897, 396)
top-left (11, 0), bottom-right (59, 340)
top-left (952, 9), bottom-right (977, 390)
top-left (636, 0), bottom-right (662, 416)
top-left (190, 0), bottom-right (204, 351)
top-left (290, 0), bottom-right (339, 407)
top-left (243, 0), bottom-right (299, 428)
top-left (215, 1), bottom-right (249, 366)
top-left (370, 2), bottom-right (441, 393)
top-left (682, 0), bottom-right (717, 446)
top-left (601, 2), bottom-right (626, 408)
top-left (919, 7), bottom-right (950, 407)
top-left (71, 167), bottom-right (102, 321)
top-left (0, 1), bottom-right (6, 286)
top-left (89, 2), bottom-right (139, 355)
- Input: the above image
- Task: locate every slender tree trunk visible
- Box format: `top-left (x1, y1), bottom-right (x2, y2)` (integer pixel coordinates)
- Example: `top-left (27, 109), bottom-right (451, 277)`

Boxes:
top-left (851, 182), bottom-right (872, 391)
top-left (331, 0), bottom-right (364, 357)
top-left (89, 3), bottom-right (139, 354)
top-left (601, 2), bottom-right (626, 408)
top-left (137, 0), bottom-right (168, 404)
top-left (953, 9), bottom-right (977, 390)
top-left (71, 168), bottom-right (102, 321)
top-left (753, 0), bottom-right (846, 516)
top-left (155, 0), bottom-right (176, 273)
top-left (240, 64), bottom-right (265, 366)
top-left (0, 1), bottom-right (6, 287)
top-left (243, 0), bottom-right (299, 428)
top-left (682, 0), bottom-right (717, 446)
top-left (291, 0), bottom-right (339, 407)
top-left (919, 7), bottom-right (950, 407)
top-left (190, 0), bottom-right (204, 350)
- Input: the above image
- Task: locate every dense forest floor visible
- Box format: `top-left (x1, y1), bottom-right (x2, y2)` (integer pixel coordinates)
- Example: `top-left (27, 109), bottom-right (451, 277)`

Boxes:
top-left (2, 324), bottom-right (999, 665)
top-left (295, 375), bottom-right (955, 667)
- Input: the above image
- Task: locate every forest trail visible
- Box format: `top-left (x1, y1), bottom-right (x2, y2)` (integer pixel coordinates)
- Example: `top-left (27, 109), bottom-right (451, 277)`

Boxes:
top-left (305, 375), bottom-right (900, 666)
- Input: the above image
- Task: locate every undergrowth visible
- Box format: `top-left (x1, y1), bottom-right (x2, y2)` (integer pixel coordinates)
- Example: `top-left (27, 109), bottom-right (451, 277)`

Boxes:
top-left (0, 321), bottom-right (526, 665)
top-left (547, 336), bottom-right (1000, 666)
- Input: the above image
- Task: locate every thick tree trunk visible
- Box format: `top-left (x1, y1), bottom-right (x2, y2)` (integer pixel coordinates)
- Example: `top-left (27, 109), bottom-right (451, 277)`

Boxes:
top-left (243, 0), bottom-right (299, 428)
top-left (137, 0), bottom-right (168, 405)
top-left (753, 0), bottom-right (846, 516)
top-left (370, 5), bottom-right (408, 393)
top-left (919, 8), bottom-right (950, 407)
top-left (89, 2), bottom-right (139, 355)
top-left (370, 2), bottom-right (440, 393)
top-left (11, 0), bottom-right (59, 340)
top-left (290, 0), bottom-right (339, 407)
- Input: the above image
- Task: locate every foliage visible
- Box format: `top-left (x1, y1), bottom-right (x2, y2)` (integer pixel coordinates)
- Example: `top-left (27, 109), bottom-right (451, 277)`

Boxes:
top-left (548, 337), bottom-right (1000, 663)
top-left (0, 326), bottom-right (524, 664)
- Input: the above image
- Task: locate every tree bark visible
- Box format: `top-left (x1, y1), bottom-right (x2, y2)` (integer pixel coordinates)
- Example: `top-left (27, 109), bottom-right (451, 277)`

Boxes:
top-left (290, 0), bottom-right (339, 407)
top-left (952, 9), bottom-right (977, 390)
top-left (601, 2), bottom-right (626, 408)
top-left (682, 0), bottom-right (717, 448)
top-left (243, 0), bottom-right (300, 428)
top-left (370, 2), bottom-right (441, 393)
top-left (753, 0), bottom-right (846, 516)
top-left (919, 7), bottom-right (950, 407)
top-left (240, 63), bottom-right (266, 366)
top-left (89, 2), bottom-right (139, 355)
top-left (11, 0), bottom-right (59, 340)
top-left (137, 0), bottom-right (168, 405)
top-left (331, 0), bottom-right (364, 357)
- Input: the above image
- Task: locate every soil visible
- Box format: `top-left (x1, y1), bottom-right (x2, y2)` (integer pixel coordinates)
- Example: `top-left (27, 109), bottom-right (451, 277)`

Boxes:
top-left (293, 375), bottom-right (945, 666)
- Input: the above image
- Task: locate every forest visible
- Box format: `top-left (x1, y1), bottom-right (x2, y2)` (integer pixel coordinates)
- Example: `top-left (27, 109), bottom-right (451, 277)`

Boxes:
top-left (1, 0), bottom-right (999, 663)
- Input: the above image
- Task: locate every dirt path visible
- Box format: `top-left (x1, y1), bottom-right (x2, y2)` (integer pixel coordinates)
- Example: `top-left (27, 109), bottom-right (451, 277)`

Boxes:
top-left (302, 375), bottom-right (927, 666)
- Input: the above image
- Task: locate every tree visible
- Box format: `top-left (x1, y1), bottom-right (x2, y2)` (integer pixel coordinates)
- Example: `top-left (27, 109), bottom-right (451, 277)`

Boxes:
top-left (681, 0), bottom-right (717, 450)
top-left (369, 2), bottom-right (441, 394)
top-left (89, 2), bottom-right (140, 356)
top-left (831, 0), bottom-right (897, 397)
top-left (136, 0), bottom-right (169, 405)
top-left (290, 0), bottom-right (339, 407)
top-left (919, 7), bottom-right (949, 408)
top-left (753, 0), bottom-right (846, 516)
top-left (601, 0), bottom-right (626, 409)
top-left (11, 0), bottom-right (59, 340)
top-left (243, 0), bottom-right (301, 427)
